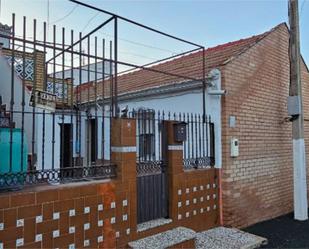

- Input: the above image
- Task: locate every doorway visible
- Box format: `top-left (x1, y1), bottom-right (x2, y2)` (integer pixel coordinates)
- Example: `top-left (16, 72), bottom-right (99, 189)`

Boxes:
top-left (60, 123), bottom-right (72, 170)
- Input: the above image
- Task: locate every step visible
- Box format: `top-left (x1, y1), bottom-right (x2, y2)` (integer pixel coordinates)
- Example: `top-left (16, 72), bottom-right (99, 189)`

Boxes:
top-left (137, 218), bottom-right (173, 233)
top-left (128, 227), bottom-right (196, 249)
top-left (196, 227), bottom-right (267, 249)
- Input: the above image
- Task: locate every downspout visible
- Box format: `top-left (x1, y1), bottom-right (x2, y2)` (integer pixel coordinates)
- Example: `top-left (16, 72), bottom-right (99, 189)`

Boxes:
top-left (207, 68), bottom-right (225, 226)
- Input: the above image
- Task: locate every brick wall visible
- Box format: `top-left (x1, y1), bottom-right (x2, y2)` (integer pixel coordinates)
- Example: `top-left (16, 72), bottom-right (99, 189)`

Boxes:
top-left (0, 181), bottom-right (120, 249)
top-left (221, 23), bottom-right (309, 228)
top-left (0, 118), bottom-right (219, 249)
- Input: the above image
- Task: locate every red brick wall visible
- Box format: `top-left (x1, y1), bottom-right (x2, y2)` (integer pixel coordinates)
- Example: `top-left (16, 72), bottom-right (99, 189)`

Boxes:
top-left (221, 23), bottom-right (309, 228)
top-left (0, 181), bottom-right (120, 249)
top-left (0, 118), bottom-right (220, 249)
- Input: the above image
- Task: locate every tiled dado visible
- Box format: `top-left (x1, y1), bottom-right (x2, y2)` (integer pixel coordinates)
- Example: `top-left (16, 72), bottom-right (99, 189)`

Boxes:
top-left (0, 181), bottom-right (131, 249)
top-left (176, 181), bottom-right (219, 221)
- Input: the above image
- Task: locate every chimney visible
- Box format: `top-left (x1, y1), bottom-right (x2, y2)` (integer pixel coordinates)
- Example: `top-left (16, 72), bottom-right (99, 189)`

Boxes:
top-left (0, 23), bottom-right (12, 49)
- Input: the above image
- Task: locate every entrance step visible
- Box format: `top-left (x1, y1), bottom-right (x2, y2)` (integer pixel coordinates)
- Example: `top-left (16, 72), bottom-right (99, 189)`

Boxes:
top-left (128, 226), bottom-right (196, 249)
top-left (196, 227), bottom-right (267, 249)
top-left (137, 218), bottom-right (173, 233)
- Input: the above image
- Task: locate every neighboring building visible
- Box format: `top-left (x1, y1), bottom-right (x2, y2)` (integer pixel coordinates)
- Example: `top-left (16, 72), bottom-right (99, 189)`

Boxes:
top-left (76, 23), bottom-right (309, 228)
top-left (0, 22), bottom-right (113, 172)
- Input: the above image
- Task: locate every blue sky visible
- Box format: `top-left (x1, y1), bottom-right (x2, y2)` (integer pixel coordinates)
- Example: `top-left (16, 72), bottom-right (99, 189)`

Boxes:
top-left (0, 0), bottom-right (308, 68)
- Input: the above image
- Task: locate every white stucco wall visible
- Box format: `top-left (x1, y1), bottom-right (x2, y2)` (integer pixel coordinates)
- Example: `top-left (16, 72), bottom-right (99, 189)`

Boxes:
top-left (117, 69), bottom-right (223, 168)
top-left (86, 69), bottom-right (223, 168)
top-left (0, 50), bottom-right (38, 155)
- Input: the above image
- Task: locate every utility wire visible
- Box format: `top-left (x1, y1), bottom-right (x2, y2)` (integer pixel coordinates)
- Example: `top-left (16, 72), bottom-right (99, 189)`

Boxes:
top-left (300, 0), bottom-right (306, 17)
top-left (49, 4), bottom-right (78, 24)
top-left (99, 30), bottom-right (177, 55)
top-left (81, 12), bottom-right (101, 33)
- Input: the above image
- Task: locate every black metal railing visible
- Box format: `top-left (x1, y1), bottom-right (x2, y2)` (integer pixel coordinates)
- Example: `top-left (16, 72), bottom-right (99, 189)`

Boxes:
top-left (0, 11), bottom-right (208, 191)
top-left (130, 109), bottom-right (215, 171)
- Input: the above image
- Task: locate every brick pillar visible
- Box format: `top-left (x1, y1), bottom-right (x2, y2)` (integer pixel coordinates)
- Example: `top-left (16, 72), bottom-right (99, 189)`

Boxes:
top-left (110, 118), bottom-right (137, 244)
top-left (165, 121), bottom-right (184, 221)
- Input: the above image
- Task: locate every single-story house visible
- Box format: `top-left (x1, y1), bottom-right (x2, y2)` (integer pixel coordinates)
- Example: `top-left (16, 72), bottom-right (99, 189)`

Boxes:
top-left (76, 22), bottom-right (309, 228)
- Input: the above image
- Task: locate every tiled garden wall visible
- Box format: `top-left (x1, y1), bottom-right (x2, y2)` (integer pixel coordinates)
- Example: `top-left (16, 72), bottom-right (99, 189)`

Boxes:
top-left (0, 118), bottom-right (219, 249)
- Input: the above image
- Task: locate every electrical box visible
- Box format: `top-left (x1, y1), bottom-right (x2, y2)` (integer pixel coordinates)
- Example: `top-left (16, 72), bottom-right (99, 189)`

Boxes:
top-left (173, 122), bottom-right (187, 142)
top-left (288, 96), bottom-right (301, 116)
top-left (230, 138), bottom-right (239, 157)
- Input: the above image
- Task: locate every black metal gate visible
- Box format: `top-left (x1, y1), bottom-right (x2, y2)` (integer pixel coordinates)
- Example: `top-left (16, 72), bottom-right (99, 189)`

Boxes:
top-left (135, 110), bottom-right (168, 224)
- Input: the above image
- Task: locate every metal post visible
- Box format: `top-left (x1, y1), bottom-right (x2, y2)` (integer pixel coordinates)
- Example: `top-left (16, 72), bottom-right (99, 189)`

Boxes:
top-left (289, 0), bottom-right (308, 221)
top-left (114, 17), bottom-right (118, 117)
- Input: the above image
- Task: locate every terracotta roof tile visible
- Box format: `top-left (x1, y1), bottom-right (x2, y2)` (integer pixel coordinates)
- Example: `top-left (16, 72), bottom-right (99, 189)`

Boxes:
top-left (75, 23), bottom-right (286, 102)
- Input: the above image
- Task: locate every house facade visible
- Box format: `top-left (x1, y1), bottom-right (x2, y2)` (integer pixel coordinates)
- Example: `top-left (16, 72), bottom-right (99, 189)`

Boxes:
top-left (1, 17), bottom-right (309, 248)
top-left (77, 23), bottom-right (309, 228)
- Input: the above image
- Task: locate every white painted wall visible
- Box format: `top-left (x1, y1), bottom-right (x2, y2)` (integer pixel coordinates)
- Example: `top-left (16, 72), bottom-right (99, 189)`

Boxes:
top-left (86, 69), bottom-right (223, 168)
top-left (118, 69), bottom-right (223, 168)
top-left (0, 50), bottom-right (37, 155)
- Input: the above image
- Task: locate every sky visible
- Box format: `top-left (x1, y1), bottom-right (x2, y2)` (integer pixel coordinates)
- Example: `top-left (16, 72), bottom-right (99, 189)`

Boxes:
top-left (0, 0), bottom-right (308, 70)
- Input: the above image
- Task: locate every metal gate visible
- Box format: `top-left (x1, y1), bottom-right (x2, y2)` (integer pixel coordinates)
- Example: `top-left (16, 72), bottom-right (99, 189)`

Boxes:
top-left (135, 110), bottom-right (168, 224)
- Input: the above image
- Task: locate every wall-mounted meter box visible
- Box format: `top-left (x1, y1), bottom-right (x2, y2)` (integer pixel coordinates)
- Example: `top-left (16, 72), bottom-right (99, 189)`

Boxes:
top-left (230, 138), bottom-right (239, 157)
top-left (173, 122), bottom-right (187, 142)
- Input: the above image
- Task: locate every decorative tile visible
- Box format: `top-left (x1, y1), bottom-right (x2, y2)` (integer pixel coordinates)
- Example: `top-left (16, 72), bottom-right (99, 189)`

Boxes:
top-left (16, 219), bottom-right (24, 227)
top-left (193, 187), bottom-right (197, 192)
top-left (69, 226), bottom-right (75, 234)
top-left (69, 209), bottom-right (75, 217)
top-left (200, 185), bottom-right (204, 191)
top-left (186, 212), bottom-right (190, 218)
top-left (178, 214), bottom-right (182, 220)
top-left (84, 207), bottom-right (90, 214)
top-left (111, 217), bottom-right (116, 224)
top-left (84, 240), bottom-right (90, 247)
top-left (98, 204), bottom-right (103, 211)
top-left (97, 236), bottom-right (104, 243)
top-left (200, 197), bottom-right (204, 202)
top-left (122, 214), bottom-right (128, 221)
top-left (123, 200), bottom-right (128, 207)
top-left (84, 223), bottom-right (90, 230)
top-left (53, 230), bottom-right (60, 238)
top-left (177, 189), bottom-right (182, 195)
top-left (193, 210), bottom-right (197, 215)
top-left (126, 228), bottom-right (130, 235)
top-left (0, 223), bottom-right (3, 230)
top-left (207, 184), bottom-right (210, 189)
top-left (98, 220), bottom-right (103, 227)
top-left (53, 212), bottom-right (60, 220)
top-left (36, 215), bottom-right (43, 223)
top-left (35, 234), bottom-right (42, 242)
top-left (186, 188), bottom-right (190, 194)
top-left (111, 202), bottom-right (116, 209)
top-left (178, 202), bottom-right (182, 208)
top-left (116, 231), bottom-right (120, 238)
top-left (193, 198), bottom-right (197, 204)
top-left (69, 244), bottom-right (75, 249)
top-left (200, 208), bottom-right (204, 213)
top-left (16, 238), bottom-right (24, 247)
